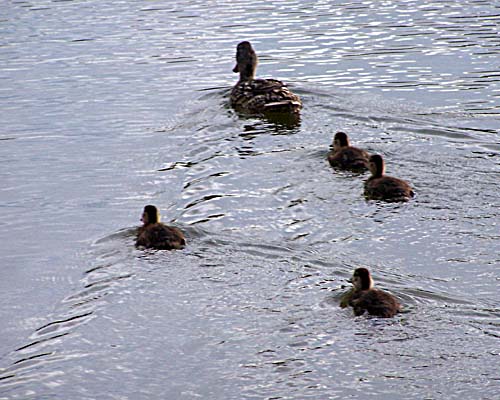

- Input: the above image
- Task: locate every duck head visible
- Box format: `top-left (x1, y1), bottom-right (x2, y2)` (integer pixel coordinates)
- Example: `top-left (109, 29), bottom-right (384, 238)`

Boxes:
top-left (233, 41), bottom-right (258, 81)
top-left (369, 154), bottom-right (385, 178)
top-left (141, 205), bottom-right (160, 226)
top-left (333, 132), bottom-right (350, 151)
top-left (351, 267), bottom-right (374, 291)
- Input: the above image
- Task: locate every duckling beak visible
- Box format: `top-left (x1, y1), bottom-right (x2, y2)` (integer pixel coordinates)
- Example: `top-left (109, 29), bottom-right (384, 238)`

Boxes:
top-left (232, 64), bottom-right (239, 73)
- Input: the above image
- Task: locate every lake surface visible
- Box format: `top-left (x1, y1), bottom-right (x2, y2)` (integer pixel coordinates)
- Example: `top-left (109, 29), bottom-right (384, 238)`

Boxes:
top-left (1, 0), bottom-right (499, 399)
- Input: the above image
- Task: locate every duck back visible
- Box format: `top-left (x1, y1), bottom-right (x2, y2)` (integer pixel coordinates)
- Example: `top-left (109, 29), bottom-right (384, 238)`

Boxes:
top-left (328, 147), bottom-right (370, 171)
top-left (230, 78), bottom-right (301, 114)
top-left (136, 223), bottom-right (185, 250)
top-left (350, 289), bottom-right (400, 318)
top-left (364, 176), bottom-right (414, 202)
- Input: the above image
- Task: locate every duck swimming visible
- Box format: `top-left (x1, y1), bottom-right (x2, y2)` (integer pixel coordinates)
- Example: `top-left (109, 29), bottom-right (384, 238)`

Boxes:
top-left (328, 132), bottom-right (370, 172)
top-left (364, 154), bottom-right (414, 202)
top-left (230, 41), bottom-right (302, 115)
top-left (136, 205), bottom-right (186, 250)
top-left (347, 267), bottom-right (401, 318)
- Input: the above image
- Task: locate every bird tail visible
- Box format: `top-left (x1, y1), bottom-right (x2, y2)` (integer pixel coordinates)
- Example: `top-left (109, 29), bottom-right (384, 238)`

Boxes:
top-left (263, 100), bottom-right (301, 114)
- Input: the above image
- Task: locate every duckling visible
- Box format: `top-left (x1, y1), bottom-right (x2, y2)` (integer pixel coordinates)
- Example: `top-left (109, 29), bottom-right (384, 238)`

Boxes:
top-left (328, 132), bottom-right (370, 172)
top-left (230, 41), bottom-right (302, 115)
top-left (348, 267), bottom-right (401, 318)
top-left (136, 205), bottom-right (186, 250)
top-left (364, 154), bottom-right (414, 202)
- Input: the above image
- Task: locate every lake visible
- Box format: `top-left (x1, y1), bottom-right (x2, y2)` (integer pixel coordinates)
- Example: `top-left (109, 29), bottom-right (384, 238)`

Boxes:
top-left (1, 0), bottom-right (499, 399)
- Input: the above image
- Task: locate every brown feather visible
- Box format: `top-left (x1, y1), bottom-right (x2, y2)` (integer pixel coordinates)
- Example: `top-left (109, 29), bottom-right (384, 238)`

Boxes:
top-left (364, 175), bottom-right (414, 202)
top-left (136, 223), bottom-right (185, 250)
top-left (350, 289), bottom-right (401, 318)
top-left (328, 147), bottom-right (370, 171)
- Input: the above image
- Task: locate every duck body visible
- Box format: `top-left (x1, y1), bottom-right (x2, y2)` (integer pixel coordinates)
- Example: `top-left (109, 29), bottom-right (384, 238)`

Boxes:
top-left (350, 288), bottom-right (401, 318)
top-left (364, 175), bottom-right (414, 202)
top-left (339, 288), bottom-right (354, 308)
top-left (135, 205), bottom-right (186, 250)
top-left (230, 41), bottom-right (301, 115)
top-left (136, 223), bottom-right (185, 250)
top-left (328, 147), bottom-right (370, 171)
top-left (347, 267), bottom-right (401, 318)
top-left (230, 78), bottom-right (302, 115)
top-left (364, 154), bottom-right (414, 202)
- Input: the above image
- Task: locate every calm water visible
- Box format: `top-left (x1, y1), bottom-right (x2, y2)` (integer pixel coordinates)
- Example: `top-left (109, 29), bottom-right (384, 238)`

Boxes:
top-left (1, 0), bottom-right (499, 399)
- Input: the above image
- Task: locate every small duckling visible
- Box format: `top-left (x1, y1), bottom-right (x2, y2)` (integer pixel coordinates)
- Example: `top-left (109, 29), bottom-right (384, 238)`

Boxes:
top-left (230, 41), bottom-right (302, 115)
top-left (364, 154), bottom-right (414, 202)
top-left (347, 267), bottom-right (401, 318)
top-left (136, 205), bottom-right (186, 250)
top-left (328, 132), bottom-right (370, 172)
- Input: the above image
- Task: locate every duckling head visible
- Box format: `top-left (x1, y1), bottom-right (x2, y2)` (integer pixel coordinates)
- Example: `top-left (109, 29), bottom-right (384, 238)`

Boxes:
top-left (141, 205), bottom-right (160, 226)
top-left (333, 131), bottom-right (350, 151)
top-left (369, 154), bottom-right (385, 178)
top-left (351, 267), bottom-right (374, 291)
top-left (233, 41), bottom-right (258, 81)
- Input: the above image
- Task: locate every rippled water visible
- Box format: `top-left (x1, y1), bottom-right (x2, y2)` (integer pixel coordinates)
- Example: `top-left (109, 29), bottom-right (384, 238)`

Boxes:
top-left (1, 0), bottom-right (499, 399)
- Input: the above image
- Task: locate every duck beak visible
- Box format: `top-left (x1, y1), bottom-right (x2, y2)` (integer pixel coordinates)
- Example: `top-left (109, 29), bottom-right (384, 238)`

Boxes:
top-left (232, 63), bottom-right (239, 73)
top-left (347, 278), bottom-right (353, 283)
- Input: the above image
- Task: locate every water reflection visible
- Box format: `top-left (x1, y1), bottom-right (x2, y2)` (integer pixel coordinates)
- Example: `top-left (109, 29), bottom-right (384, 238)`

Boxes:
top-left (235, 110), bottom-right (302, 130)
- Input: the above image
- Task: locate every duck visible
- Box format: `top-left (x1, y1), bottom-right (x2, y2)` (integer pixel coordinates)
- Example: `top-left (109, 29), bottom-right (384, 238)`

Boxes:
top-left (347, 267), bottom-right (401, 318)
top-left (328, 132), bottom-right (370, 172)
top-left (364, 154), bottom-right (414, 202)
top-left (136, 205), bottom-right (186, 250)
top-left (230, 41), bottom-right (302, 115)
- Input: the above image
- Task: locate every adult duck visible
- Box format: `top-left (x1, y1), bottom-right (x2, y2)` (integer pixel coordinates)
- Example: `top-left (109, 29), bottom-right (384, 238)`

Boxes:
top-left (347, 267), bottom-right (401, 318)
top-left (230, 41), bottom-right (302, 115)
top-left (136, 205), bottom-right (186, 250)
top-left (364, 154), bottom-right (414, 202)
top-left (328, 132), bottom-right (370, 172)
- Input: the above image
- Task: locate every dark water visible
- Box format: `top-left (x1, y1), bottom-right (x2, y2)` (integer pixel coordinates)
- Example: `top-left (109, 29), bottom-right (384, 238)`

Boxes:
top-left (1, 1), bottom-right (499, 399)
